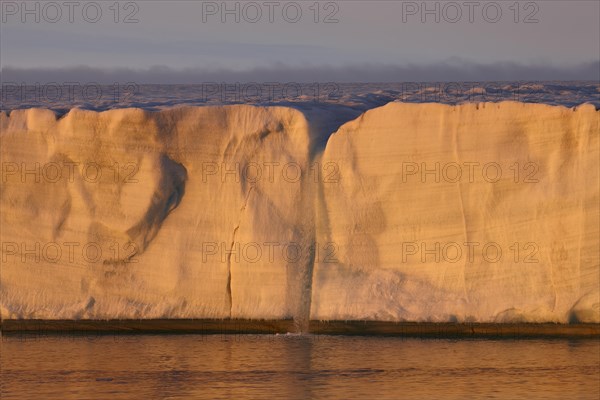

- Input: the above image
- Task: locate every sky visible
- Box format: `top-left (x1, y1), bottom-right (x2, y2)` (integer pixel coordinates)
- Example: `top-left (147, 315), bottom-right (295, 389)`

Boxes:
top-left (1, 0), bottom-right (599, 82)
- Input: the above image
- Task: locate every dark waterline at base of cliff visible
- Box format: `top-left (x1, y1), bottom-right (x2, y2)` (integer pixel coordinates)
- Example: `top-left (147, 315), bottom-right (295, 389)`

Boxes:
top-left (2, 319), bottom-right (599, 339)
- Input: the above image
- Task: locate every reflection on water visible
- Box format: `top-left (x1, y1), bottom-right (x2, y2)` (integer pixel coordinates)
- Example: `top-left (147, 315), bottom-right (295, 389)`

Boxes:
top-left (1, 334), bottom-right (599, 399)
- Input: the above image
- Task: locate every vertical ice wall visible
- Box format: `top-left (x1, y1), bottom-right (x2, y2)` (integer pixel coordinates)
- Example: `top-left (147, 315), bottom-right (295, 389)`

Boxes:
top-left (1, 102), bottom-right (598, 323)
top-left (312, 102), bottom-right (599, 323)
top-left (0, 106), bottom-right (314, 320)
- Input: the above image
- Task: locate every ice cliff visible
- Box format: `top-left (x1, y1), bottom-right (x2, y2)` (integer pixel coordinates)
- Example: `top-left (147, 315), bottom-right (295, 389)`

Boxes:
top-left (1, 102), bottom-right (598, 323)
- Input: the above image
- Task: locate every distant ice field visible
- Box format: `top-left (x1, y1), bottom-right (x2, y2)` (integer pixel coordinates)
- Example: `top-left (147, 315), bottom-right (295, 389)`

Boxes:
top-left (1, 81), bottom-right (598, 115)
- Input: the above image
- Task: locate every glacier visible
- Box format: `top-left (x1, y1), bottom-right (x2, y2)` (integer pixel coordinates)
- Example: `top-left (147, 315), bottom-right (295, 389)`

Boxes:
top-left (0, 101), bottom-right (598, 323)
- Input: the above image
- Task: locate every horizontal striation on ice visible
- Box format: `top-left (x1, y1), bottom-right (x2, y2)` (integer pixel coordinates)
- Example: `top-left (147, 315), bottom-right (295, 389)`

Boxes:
top-left (0, 102), bottom-right (598, 323)
top-left (1, 106), bottom-right (313, 320)
top-left (312, 102), bottom-right (599, 323)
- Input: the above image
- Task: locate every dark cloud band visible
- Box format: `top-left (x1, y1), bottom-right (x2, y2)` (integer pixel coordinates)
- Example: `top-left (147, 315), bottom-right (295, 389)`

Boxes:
top-left (2, 61), bottom-right (598, 84)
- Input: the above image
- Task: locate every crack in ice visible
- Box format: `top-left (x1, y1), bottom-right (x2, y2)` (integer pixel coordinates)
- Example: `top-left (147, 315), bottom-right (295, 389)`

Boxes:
top-left (226, 186), bottom-right (255, 318)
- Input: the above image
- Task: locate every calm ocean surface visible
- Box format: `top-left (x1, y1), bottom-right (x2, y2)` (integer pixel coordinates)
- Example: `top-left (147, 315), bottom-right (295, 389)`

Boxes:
top-left (1, 334), bottom-right (598, 399)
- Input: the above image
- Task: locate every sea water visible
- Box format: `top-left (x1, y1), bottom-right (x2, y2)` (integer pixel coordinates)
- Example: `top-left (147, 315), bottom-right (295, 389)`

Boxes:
top-left (1, 334), bottom-right (598, 399)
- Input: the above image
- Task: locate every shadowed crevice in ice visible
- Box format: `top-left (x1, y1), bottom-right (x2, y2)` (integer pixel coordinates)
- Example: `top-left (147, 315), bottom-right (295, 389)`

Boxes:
top-left (287, 103), bottom-right (369, 158)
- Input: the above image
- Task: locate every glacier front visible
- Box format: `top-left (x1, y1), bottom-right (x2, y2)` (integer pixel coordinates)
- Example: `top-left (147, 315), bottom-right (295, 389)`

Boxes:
top-left (1, 102), bottom-right (598, 323)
